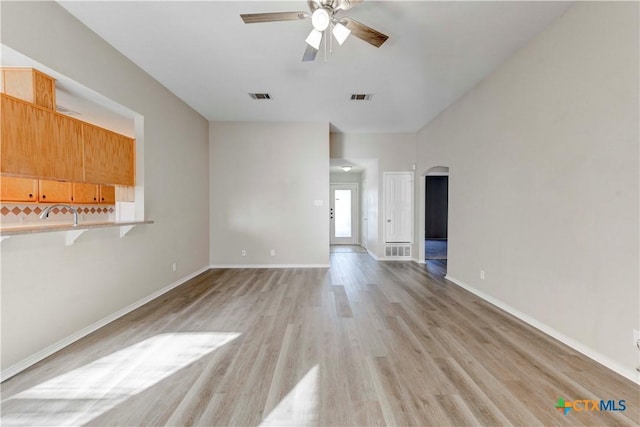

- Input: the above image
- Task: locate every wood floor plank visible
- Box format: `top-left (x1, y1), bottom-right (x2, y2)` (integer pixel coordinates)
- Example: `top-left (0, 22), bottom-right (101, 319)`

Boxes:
top-left (2, 254), bottom-right (638, 426)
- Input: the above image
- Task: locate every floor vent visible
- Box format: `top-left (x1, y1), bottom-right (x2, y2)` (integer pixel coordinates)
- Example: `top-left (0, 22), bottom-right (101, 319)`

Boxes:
top-left (385, 244), bottom-right (412, 258)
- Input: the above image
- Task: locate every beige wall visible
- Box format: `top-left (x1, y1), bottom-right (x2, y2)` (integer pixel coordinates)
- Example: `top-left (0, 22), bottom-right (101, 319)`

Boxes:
top-left (1, 2), bottom-right (210, 372)
top-left (416, 2), bottom-right (639, 378)
top-left (210, 122), bottom-right (330, 266)
top-left (331, 133), bottom-right (416, 257)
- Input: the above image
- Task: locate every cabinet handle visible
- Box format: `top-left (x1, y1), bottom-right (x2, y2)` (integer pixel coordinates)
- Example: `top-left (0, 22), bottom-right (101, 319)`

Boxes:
top-left (28, 193), bottom-right (33, 198)
top-left (94, 197), bottom-right (97, 201)
top-left (101, 197), bottom-right (105, 201)
top-left (42, 195), bottom-right (46, 199)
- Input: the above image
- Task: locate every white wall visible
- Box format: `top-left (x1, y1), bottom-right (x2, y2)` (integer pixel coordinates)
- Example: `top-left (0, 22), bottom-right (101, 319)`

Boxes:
top-left (330, 171), bottom-right (362, 184)
top-left (330, 133), bottom-right (416, 257)
top-left (210, 122), bottom-right (329, 267)
top-left (416, 2), bottom-right (639, 378)
top-left (1, 2), bottom-right (210, 372)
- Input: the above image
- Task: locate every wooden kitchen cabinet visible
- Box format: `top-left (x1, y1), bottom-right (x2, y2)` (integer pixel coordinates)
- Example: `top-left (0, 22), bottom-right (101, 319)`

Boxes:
top-left (0, 68), bottom-right (56, 110)
top-left (99, 185), bottom-right (116, 204)
top-left (1, 94), bottom-right (83, 181)
top-left (39, 179), bottom-right (72, 203)
top-left (0, 176), bottom-right (38, 202)
top-left (70, 183), bottom-right (115, 204)
top-left (1, 67), bottom-right (135, 188)
top-left (83, 123), bottom-right (135, 186)
top-left (72, 182), bottom-right (99, 204)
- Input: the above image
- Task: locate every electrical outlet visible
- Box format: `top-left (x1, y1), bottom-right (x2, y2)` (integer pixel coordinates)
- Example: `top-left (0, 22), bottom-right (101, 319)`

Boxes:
top-left (241, 249), bottom-right (247, 257)
top-left (270, 249), bottom-right (276, 257)
top-left (172, 262), bottom-right (177, 272)
top-left (480, 270), bottom-right (485, 280)
top-left (634, 329), bottom-right (640, 348)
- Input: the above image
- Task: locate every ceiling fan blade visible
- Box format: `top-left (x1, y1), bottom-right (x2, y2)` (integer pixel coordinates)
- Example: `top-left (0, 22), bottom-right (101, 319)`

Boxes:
top-left (240, 12), bottom-right (308, 24)
top-left (340, 17), bottom-right (388, 47)
top-left (336, 0), bottom-right (365, 11)
top-left (302, 44), bottom-right (319, 62)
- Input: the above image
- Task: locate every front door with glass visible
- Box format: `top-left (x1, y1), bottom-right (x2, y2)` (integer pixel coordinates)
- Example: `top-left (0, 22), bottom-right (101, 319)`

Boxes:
top-left (330, 184), bottom-right (358, 245)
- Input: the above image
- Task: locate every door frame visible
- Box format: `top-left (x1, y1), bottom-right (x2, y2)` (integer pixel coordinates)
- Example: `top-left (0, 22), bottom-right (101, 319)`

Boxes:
top-left (330, 183), bottom-right (359, 245)
top-left (418, 166), bottom-right (450, 263)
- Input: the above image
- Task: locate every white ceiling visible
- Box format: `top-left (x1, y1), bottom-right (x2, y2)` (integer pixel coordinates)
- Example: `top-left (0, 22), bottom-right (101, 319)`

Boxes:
top-left (58, 1), bottom-right (571, 134)
top-left (329, 158), bottom-right (367, 173)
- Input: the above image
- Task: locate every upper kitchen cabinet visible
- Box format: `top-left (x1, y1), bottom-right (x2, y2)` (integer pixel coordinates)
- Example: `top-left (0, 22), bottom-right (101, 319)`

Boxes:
top-left (83, 123), bottom-right (135, 186)
top-left (1, 94), bottom-right (84, 181)
top-left (39, 179), bottom-right (73, 203)
top-left (0, 68), bottom-right (56, 111)
top-left (1, 67), bottom-right (136, 187)
top-left (0, 176), bottom-right (39, 202)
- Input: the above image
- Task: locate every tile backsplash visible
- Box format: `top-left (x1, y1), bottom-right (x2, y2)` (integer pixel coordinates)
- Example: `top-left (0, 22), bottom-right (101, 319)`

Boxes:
top-left (0, 204), bottom-right (114, 225)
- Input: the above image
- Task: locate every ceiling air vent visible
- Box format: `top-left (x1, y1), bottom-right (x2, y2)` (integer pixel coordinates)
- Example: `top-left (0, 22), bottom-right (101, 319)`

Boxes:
top-left (248, 93), bottom-right (272, 100)
top-left (56, 105), bottom-right (81, 115)
top-left (350, 94), bottom-right (373, 101)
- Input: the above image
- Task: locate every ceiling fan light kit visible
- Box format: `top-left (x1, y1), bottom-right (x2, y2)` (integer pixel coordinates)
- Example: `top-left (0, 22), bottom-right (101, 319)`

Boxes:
top-left (311, 8), bottom-right (331, 31)
top-left (305, 29), bottom-right (324, 50)
top-left (332, 22), bottom-right (351, 45)
top-left (241, 0), bottom-right (388, 62)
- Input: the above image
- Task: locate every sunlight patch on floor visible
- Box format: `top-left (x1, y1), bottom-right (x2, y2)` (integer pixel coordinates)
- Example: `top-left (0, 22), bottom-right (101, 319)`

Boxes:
top-left (260, 365), bottom-right (319, 427)
top-left (1, 332), bottom-right (240, 426)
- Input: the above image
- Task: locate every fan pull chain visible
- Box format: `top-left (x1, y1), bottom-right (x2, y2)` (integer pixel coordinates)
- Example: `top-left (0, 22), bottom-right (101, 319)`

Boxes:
top-left (324, 29), bottom-right (328, 63)
top-left (329, 23), bottom-right (333, 54)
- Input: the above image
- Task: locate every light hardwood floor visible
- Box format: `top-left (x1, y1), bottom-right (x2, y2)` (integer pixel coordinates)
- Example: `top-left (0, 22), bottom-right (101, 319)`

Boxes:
top-left (1, 252), bottom-right (638, 426)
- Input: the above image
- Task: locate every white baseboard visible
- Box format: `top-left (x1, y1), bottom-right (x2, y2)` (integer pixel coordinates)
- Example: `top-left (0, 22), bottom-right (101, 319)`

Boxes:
top-left (1, 266), bottom-right (211, 382)
top-left (413, 258), bottom-right (426, 264)
top-left (210, 264), bottom-right (330, 269)
top-left (444, 275), bottom-right (640, 385)
top-left (366, 250), bottom-right (380, 260)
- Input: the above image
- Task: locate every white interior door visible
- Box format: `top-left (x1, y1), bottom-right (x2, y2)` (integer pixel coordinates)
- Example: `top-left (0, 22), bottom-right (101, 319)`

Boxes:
top-left (384, 172), bottom-right (413, 243)
top-left (361, 184), bottom-right (368, 249)
top-left (330, 184), bottom-right (358, 245)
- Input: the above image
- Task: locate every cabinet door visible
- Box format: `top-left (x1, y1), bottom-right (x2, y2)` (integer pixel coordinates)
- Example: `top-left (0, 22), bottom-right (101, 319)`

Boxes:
top-left (39, 180), bottom-right (72, 203)
top-left (1, 95), bottom-right (83, 181)
top-left (72, 182), bottom-right (99, 204)
top-left (83, 124), bottom-right (135, 186)
top-left (46, 115), bottom-right (83, 181)
top-left (99, 185), bottom-right (116, 204)
top-left (0, 176), bottom-right (38, 202)
top-left (1, 94), bottom-right (51, 177)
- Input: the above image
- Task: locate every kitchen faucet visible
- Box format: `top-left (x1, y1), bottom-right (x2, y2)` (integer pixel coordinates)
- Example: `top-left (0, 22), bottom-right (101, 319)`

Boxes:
top-left (40, 204), bottom-right (79, 227)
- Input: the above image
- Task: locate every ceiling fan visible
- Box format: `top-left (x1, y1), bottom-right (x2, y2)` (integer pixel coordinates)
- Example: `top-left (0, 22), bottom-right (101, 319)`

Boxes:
top-left (240, 0), bottom-right (389, 62)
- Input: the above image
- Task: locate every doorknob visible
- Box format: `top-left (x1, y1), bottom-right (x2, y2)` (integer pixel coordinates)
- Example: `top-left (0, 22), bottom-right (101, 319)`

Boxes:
top-left (387, 219), bottom-right (391, 222)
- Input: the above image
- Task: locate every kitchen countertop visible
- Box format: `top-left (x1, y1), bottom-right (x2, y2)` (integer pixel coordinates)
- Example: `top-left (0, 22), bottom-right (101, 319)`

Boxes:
top-left (0, 220), bottom-right (154, 236)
